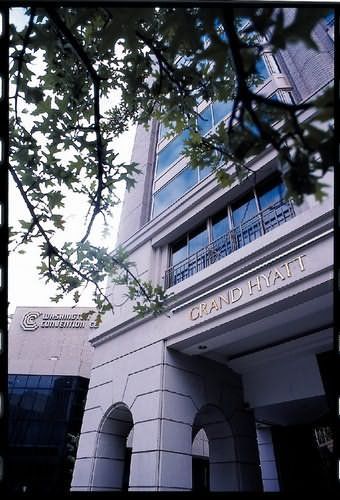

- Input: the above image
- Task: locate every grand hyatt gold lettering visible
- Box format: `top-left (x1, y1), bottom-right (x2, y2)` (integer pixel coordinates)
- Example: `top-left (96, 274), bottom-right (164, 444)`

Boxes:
top-left (189, 255), bottom-right (306, 320)
top-left (247, 255), bottom-right (306, 296)
top-left (189, 287), bottom-right (243, 320)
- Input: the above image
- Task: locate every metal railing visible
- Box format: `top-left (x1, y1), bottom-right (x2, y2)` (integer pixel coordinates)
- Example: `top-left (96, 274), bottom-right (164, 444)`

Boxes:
top-left (164, 199), bottom-right (295, 289)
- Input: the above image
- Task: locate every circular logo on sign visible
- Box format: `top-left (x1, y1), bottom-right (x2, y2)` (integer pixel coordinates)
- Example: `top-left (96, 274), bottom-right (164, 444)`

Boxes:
top-left (21, 311), bottom-right (41, 331)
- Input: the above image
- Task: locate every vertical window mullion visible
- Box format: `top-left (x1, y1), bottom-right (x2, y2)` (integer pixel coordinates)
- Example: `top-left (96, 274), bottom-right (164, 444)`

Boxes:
top-left (207, 217), bottom-right (212, 243)
top-left (210, 103), bottom-right (214, 129)
top-left (254, 185), bottom-right (265, 236)
top-left (253, 186), bottom-right (261, 214)
top-left (227, 204), bottom-right (233, 228)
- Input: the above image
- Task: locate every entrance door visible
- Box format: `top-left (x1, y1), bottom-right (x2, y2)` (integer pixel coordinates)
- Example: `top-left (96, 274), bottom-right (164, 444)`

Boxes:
top-left (192, 456), bottom-right (209, 491)
top-left (272, 423), bottom-right (332, 492)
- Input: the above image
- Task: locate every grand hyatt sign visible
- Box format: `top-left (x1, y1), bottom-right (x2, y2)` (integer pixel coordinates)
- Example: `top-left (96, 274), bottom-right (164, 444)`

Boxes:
top-left (189, 254), bottom-right (306, 321)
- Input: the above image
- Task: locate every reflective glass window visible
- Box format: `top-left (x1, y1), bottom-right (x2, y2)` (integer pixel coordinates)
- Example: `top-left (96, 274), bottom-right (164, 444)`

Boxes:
top-left (199, 164), bottom-right (213, 180)
top-left (20, 392), bottom-right (36, 411)
top-left (32, 390), bottom-right (50, 415)
top-left (232, 193), bottom-right (257, 227)
top-left (159, 123), bottom-right (171, 140)
top-left (25, 420), bottom-right (42, 444)
top-left (153, 166), bottom-right (198, 216)
top-left (212, 211), bottom-right (229, 240)
top-left (26, 375), bottom-right (40, 388)
top-left (325, 10), bottom-right (334, 25)
top-left (53, 376), bottom-right (72, 389)
top-left (171, 237), bottom-right (187, 266)
top-left (39, 375), bottom-right (54, 388)
top-left (50, 422), bottom-right (67, 444)
top-left (156, 130), bottom-right (189, 174)
top-left (15, 375), bottom-right (28, 387)
top-left (198, 105), bottom-right (213, 135)
top-left (212, 100), bottom-right (233, 125)
top-left (188, 225), bottom-right (208, 255)
top-left (258, 180), bottom-right (285, 210)
top-left (256, 57), bottom-right (269, 80)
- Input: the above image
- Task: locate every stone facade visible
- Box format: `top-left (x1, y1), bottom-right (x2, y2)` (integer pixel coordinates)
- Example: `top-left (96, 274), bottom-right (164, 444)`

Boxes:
top-left (72, 9), bottom-right (333, 492)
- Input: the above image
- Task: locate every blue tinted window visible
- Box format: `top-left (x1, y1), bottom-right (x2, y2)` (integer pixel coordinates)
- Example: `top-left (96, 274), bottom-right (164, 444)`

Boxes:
top-left (10, 388), bottom-right (25, 406)
top-left (26, 375), bottom-right (40, 388)
top-left (198, 105), bottom-right (213, 135)
top-left (157, 130), bottom-right (189, 174)
top-left (25, 420), bottom-right (42, 444)
top-left (199, 164), bottom-right (213, 180)
top-left (15, 375), bottom-right (28, 387)
top-left (153, 166), bottom-right (197, 216)
top-left (159, 123), bottom-right (172, 140)
top-left (256, 57), bottom-right (269, 79)
top-left (232, 195), bottom-right (257, 227)
top-left (188, 225), bottom-right (208, 255)
top-left (54, 376), bottom-right (73, 389)
top-left (259, 181), bottom-right (285, 210)
top-left (39, 375), bottom-right (54, 388)
top-left (171, 237), bottom-right (187, 266)
top-left (325, 10), bottom-right (334, 25)
top-left (212, 211), bottom-right (229, 240)
top-left (212, 100), bottom-right (233, 125)
top-left (32, 390), bottom-right (50, 414)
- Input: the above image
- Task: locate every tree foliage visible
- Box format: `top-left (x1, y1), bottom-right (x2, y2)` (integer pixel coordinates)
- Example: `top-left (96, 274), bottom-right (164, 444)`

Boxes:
top-left (9, 6), bottom-right (334, 319)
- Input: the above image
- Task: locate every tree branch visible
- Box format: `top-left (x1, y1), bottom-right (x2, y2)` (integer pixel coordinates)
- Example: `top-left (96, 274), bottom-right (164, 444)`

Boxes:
top-left (219, 8), bottom-right (304, 172)
top-left (9, 163), bottom-right (112, 309)
top-left (45, 7), bottom-right (105, 245)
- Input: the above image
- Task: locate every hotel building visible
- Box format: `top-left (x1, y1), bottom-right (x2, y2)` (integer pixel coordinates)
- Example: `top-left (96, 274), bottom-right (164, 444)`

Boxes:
top-left (71, 11), bottom-right (334, 492)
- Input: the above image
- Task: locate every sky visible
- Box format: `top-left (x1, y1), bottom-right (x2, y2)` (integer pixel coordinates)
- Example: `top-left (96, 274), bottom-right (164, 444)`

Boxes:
top-left (8, 8), bottom-right (137, 314)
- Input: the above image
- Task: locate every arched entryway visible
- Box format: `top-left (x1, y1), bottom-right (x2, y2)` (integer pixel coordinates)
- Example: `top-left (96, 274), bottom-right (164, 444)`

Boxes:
top-left (92, 403), bottom-right (133, 491)
top-left (192, 404), bottom-right (237, 491)
top-left (192, 428), bottom-right (210, 491)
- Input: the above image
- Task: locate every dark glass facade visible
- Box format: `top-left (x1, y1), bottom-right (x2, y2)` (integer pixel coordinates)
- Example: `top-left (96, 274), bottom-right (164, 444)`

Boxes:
top-left (8, 374), bottom-right (89, 494)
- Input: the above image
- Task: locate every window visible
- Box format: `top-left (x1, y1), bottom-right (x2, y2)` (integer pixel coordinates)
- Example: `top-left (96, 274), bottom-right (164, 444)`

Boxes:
top-left (258, 179), bottom-right (285, 210)
top-left (154, 48), bottom-right (279, 219)
top-left (153, 163), bottom-right (213, 217)
top-left (325, 10), bottom-right (334, 25)
top-left (153, 166), bottom-right (198, 216)
top-left (156, 130), bottom-right (189, 175)
top-left (159, 123), bottom-right (170, 140)
top-left (199, 163), bottom-right (213, 180)
top-left (165, 176), bottom-right (295, 288)
top-left (26, 376), bottom-right (40, 388)
top-left (324, 10), bottom-right (334, 41)
top-left (212, 211), bottom-right (229, 240)
top-left (198, 105), bottom-right (213, 135)
top-left (256, 57), bottom-right (270, 79)
top-left (212, 100), bottom-right (233, 126)
top-left (189, 225), bottom-right (209, 256)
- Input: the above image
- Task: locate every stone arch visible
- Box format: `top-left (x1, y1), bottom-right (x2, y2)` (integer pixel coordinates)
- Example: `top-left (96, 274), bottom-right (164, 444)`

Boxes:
top-left (192, 404), bottom-right (239, 491)
top-left (91, 403), bottom-right (134, 491)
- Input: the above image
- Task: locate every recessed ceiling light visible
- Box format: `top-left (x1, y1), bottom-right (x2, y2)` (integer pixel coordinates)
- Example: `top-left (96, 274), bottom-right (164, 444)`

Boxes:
top-left (49, 356), bottom-right (59, 361)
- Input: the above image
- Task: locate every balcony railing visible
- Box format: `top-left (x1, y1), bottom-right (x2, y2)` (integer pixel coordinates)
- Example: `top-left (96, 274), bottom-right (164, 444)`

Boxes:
top-left (164, 199), bottom-right (295, 289)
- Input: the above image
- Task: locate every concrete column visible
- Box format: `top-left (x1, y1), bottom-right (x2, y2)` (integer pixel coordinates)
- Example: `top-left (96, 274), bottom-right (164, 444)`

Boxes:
top-left (230, 410), bottom-right (263, 492)
top-left (91, 432), bottom-right (127, 491)
top-left (128, 394), bottom-right (194, 491)
top-left (256, 426), bottom-right (280, 491)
